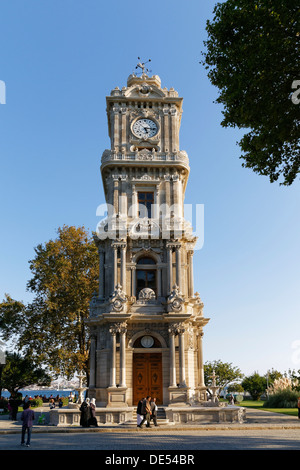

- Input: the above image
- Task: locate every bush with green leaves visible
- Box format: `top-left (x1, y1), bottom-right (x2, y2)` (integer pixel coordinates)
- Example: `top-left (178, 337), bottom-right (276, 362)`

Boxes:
top-left (61, 397), bottom-right (69, 406)
top-left (263, 389), bottom-right (299, 408)
top-left (29, 398), bottom-right (43, 408)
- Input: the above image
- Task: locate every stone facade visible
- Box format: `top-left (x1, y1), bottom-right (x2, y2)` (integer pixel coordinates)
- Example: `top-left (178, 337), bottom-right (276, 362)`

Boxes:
top-left (86, 71), bottom-right (210, 410)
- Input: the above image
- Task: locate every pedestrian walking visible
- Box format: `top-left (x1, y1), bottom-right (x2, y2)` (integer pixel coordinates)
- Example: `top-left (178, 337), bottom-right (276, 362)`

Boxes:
top-left (68, 392), bottom-right (74, 403)
top-left (80, 398), bottom-right (91, 427)
top-left (228, 394), bottom-right (235, 405)
top-left (136, 398), bottom-right (144, 427)
top-left (9, 395), bottom-right (21, 421)
top-left (20, 402), bottom-right (35, 447)
top-left (150, 397), bottom-right (158, 426)
top-left (88, 398), bottom-right (98, 427)
top-left (138, 396), bottom-right (151, 428)
top-left (298, 397), bottom-right (300, 419)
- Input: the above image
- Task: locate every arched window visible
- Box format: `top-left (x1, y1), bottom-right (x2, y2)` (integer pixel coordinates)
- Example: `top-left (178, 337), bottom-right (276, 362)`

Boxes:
top-left (138, 192), bottom-right (154, 218)
top-left (136, 256), bottom-right (156, 296)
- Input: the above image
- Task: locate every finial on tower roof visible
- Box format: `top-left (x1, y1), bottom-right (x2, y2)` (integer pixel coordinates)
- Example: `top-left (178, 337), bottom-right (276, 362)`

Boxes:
top-left (135, 57), bottom-right (152, 76)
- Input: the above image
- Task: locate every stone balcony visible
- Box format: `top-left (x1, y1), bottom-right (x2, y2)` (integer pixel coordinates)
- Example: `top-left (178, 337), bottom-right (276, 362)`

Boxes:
top-left (101, 149), bottom-right (190, 172)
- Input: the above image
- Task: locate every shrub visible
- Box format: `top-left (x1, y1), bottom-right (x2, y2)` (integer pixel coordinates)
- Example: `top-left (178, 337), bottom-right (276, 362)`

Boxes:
top-left (29, 398), bottom-right (43, 408)
top-left (61, 397), bottom-right (69, 406)
top-left (263, 389), bottom-right (299, 408)
top-left (267, 377), bottom-right (298, 395)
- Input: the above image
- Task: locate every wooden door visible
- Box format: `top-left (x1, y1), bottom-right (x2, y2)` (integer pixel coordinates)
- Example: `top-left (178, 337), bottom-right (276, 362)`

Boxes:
top-left (133, 353), bottom-right (163, 406)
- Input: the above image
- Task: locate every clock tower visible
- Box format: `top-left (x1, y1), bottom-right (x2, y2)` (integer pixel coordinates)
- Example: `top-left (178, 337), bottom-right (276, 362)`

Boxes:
top-left (87, 68), bottom-right (210, 422)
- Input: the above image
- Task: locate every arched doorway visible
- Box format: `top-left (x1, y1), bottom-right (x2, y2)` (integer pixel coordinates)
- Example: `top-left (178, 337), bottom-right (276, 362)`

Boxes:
top-left (133, 353), bottom-right (163, 406)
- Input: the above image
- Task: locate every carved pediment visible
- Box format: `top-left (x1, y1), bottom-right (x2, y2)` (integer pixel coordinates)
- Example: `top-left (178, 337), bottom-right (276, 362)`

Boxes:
top-left (124, 84), bottom-right (166, 99)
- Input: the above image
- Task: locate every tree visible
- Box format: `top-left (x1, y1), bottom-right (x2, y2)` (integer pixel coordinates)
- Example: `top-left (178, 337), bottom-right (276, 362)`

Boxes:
top-left (204, 360), bottom-right (244, 395)
top-left (0, 225), bottom-right (99, 382)
top-left (201, 0), bottom-right (300, 185)
top-left (291, 369), bottom-right (300, 393)
top-left (242, 372), bottom-right (267, 400)
top-left (227, 383), bottom-right (244, 394)
top-left (1, 352), bottom-right (51, 396)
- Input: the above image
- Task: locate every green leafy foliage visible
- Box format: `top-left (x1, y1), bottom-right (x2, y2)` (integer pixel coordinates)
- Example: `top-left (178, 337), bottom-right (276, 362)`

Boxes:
top-left (242, 372), bottom-right (267, 400)
top-left (1, 352), bottom-right (51, 396)
top-left (204, 359), bottom-right (244, 392)
top-left (0, 225), bottom-right (99, 382)
top-left (263, 389), bottom-right (299, 408)
top-left (201, 0), bottom-right (300, 185)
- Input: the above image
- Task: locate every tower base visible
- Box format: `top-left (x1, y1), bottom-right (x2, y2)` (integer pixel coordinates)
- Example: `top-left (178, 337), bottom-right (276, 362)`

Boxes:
top-left (49, 405), bottom-right (246, 426)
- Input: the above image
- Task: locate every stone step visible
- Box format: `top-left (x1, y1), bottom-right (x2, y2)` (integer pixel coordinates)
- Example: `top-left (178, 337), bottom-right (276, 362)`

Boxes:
top-left (125, 406), bottom-right (170, 427)
top-left (132, 407), bottom-right (166, 418)
top-left (122, 418), bottom-right (174, 427)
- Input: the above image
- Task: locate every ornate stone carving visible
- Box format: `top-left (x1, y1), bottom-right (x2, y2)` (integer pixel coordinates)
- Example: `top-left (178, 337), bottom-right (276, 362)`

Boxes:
top-left (108, 284), bottom-right (127, 313)
top-left (138, 288), bottom-right (156, 301)
top-left (167, 284), bottom-right (185, 312)
top-left (168, 322), bottom-right (185, 336)
top-left (89, 291), bottom-right (101, 317)
top-left (109, 322), bottom-right (127, 335)
top-left (128, 218), bottom-right (160, 239)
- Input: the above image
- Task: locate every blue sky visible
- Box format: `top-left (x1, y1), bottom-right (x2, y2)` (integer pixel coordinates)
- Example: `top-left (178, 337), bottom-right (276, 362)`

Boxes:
top-left (0, 0), bottom-right (299, 377)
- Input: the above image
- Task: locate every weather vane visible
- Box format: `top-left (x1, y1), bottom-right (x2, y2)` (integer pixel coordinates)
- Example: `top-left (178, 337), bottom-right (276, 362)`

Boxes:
top-left (135, 57), bottom-right (152, 76)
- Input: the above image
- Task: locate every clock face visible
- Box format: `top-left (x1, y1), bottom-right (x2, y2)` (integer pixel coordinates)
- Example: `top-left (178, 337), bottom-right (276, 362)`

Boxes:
top-left (132, 118), bottom-right (158, 138)
top-left (141, 335), bottom-right (154, 348)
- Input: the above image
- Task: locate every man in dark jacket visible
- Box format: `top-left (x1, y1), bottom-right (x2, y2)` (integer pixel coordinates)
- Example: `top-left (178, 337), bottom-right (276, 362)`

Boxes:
top-left (136, 398), bottom-right (144, 427)
top-left (150, 397), bottom-right (158, 426)
top-left (9, 395), bottom-right (22, 421)
top-left (21, 403), bottom-right (35, 447)
top-left (138, 396), bottom-right (151, 428)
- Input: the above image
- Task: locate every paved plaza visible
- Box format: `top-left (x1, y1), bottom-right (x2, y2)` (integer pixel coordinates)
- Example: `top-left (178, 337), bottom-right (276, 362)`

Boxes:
top-left (1, 427), bottom-right (300, 451)
top-left (1, 405), bottom-right (300, 451)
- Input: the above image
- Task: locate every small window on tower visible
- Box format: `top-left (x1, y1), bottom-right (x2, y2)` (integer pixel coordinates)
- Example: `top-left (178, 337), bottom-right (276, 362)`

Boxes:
top-left (138, 192), bottom-right (154, 218)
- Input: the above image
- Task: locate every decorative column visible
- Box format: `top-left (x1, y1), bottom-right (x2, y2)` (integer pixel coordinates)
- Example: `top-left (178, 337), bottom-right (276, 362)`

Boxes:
top-left (163, 107), bottom-right (169, 153)
top-left (197, 331), bottom-right (205, 388)
top-left (164, 174), bottom-right (171, 207)
top-left (98, 248), bottom-right (105, 298)
top-left (120, 243), bottom-right (127, 292)
top-left (188, 250), bottom-right (194, 298)
top-left (108, 325), bottom-right (116, 388)
top-left (167, 244), bottom-right (173, 293)
top-left (112, 244), bottom-right (118, 289)
top-left (131, 266), bottom-right (136, 297)
top-left (113, 178), bottom-right (119, 213)
top-left (131, 184), bottom-right (137, 219)
top-left (157, 267), bottom-right (162, 298)
top-left (175, 245), bottom-right (182, 291)
top-left (113, 106), bottom-right (120, 150)
top-left (121, 107), bottom-right (127, 148)
top-left (154, 185), bottom-right (160, 219)
top-left (119, 323), bottom-right (127, 388)
top-left (168, 326), bottom-right (177, 387)
top-left (107, 323), bottom-right (128, 408)
top-left (89, 335), bottom-right (96, 388)
top-left (178, 325), bottom-right (186, 387)
top-left (170, 105), bottom-right (177, 152)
